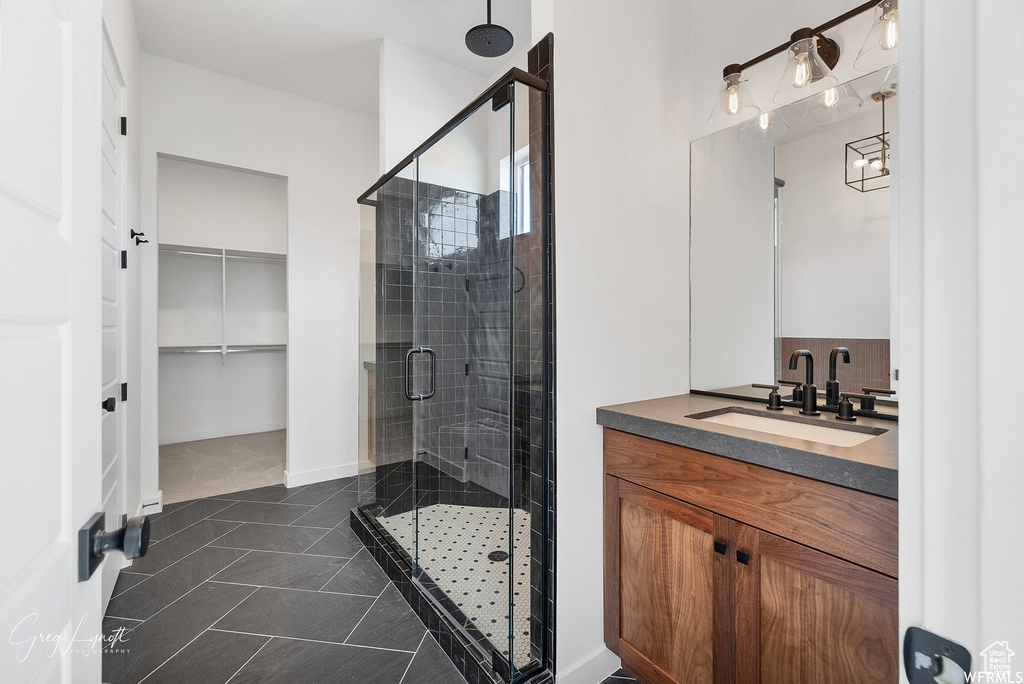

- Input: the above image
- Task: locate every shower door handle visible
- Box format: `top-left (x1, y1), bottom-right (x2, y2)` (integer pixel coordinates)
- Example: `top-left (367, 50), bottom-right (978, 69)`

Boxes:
top-left (404, 346), bottom-right (436, 401)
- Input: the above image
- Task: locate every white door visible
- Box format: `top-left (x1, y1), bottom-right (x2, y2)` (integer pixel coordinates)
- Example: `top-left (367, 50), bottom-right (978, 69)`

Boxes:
top-left (0, 0), bottom-right (107, 681)
top-left (100, 27), bottom-right (129, 607)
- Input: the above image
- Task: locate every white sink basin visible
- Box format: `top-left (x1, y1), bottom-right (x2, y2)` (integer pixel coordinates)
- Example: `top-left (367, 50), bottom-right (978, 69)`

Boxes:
top-left (697, 411), bottom-right (881, 448)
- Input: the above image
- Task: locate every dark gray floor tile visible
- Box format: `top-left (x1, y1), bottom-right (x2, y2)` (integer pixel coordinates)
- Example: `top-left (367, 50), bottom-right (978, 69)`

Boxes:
top-left (210, 484), bottom-right (292, 503)
top-left (106, 546), bottom-right (249, 620)
top-left (144, 629), bottom-right (269, 684)
top-left (212, 522), bottom-right (330, 554)
top-left (215, 587), bottom-right (375, 643)
top-left (230, 637), bottom-right (412, 684)
top-left (211, 550), bottom-right (348, 591)
top-left (321, 549), bottom-right (390, 596)
top-left (103, 582), bottom-right (257, 684)
top-left (111, 571), bottom-right (150, 598)
top-left (209, 500), bottom-right (315, 525)
top-left (302, 524), bottom-right (365, 558)
top-left (103, 616), bottom-right (142, 640)
top-left (150, 499), bottom-right (236, 541)
top-left (401, 633), bottom-right (467, 684)
top-left (130, 519), bottom-right (240, 574)
top-left (346, 585), bottom-right (424, 652)
top-left (290, 489), bottom-right (359, 528)
top-left (281, 478), bottom-right (351, 506)
top-left (150, 499), bottom-right (197, 519)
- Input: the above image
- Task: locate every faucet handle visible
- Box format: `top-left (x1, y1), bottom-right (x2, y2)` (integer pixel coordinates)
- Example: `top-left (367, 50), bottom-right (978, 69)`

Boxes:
top-left (777, 379), bottom-right (803, 402)
top-left (862, 387), bottom-right (896, 397)
top-left (752, 384), bottom-right (783, 411)
top-left (842, 392), bottom-right (878, 412)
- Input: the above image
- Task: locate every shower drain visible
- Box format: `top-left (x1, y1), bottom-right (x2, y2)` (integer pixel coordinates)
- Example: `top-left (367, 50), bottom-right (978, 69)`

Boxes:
top-left (487, 550), bottom-right (509, 562)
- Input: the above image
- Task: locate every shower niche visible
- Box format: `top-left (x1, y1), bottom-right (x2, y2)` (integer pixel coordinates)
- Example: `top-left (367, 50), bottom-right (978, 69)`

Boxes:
top-left (354, 64), bottom-right (553, 684)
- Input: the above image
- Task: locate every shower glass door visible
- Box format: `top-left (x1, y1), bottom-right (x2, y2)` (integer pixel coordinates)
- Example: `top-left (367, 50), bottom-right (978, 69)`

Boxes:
top-left (408, 94), bottom-right (523, 670)
top-left (358, 75), bottom-right (548, 682)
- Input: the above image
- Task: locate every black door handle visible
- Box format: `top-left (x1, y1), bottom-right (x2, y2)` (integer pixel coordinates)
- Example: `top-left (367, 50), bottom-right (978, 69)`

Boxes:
top-left (78, 513), bottom-right (151, 581)
top-left (102, 397), bottom-right (117, 412)
top-left (714, 541), bottom-right (727, 555)
top-left (404, 346), bottom-right (436, 401)
top-left (737, 550), bottom-right (750, 565)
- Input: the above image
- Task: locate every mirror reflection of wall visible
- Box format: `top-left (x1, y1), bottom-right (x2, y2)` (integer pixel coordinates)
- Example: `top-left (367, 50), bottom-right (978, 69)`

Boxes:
top-left (690, 67), bottom-right (898, 400)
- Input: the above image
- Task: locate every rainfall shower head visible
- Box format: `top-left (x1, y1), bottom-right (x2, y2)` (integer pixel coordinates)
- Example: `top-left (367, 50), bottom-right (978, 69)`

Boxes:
top-left (465, 0), bottom-right (513, 57)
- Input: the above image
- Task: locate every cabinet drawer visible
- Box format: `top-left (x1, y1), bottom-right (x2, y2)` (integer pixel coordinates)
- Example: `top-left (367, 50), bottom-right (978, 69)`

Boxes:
top-left (603, 428), bottom-right (897, 578)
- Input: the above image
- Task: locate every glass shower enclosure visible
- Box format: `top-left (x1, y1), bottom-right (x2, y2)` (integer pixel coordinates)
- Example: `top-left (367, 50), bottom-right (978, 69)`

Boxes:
top-left (356, 72), bottom-right (551, 682)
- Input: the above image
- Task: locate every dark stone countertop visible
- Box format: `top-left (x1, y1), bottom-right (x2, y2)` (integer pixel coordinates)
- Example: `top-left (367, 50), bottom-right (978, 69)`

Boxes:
top-left (597, 393), bottom-right (897, 500)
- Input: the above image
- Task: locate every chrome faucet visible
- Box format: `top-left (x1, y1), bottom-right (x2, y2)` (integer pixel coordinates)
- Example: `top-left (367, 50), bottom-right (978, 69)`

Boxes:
top-left (788, 349), bottom-right (819, 416)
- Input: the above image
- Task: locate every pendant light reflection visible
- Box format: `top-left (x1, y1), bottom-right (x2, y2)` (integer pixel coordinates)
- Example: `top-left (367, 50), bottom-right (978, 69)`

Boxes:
top-left (739, 110), bottom-right (789, 143)
top-left (855, 0), bottom-right (898, 72)
top-left (708, 65), bottom-right (760, 126)
top-left (774, 33), bottom-right (837, 105)
top-left (803, 83), bottom-right (864, 124)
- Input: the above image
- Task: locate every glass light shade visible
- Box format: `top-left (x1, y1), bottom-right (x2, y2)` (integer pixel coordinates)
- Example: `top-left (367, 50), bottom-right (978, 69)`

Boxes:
top-left (855, 0), bottom-right (899, 72)
top-left (738, 109), bottom-right (789, 143)
top-left (774, 36), bottom-right (837, 105)
top-left (708, 72), bottom-right (760, 127)
top-left (802, 83), bottom-right (864, 124)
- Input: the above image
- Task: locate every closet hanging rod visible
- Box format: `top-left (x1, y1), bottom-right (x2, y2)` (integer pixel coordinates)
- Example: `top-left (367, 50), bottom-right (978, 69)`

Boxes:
top-left (159, 344), bottom-right (287, 355)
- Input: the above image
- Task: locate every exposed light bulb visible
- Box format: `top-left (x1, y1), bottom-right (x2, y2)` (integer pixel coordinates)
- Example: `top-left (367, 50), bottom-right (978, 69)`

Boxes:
top-left (870, 157), bottom-right (885, 171)
top-left (727, 87), bottom-right (740, 115)
top-left (821, 88), bottom-right (840, 109)
top-left (853, 158), bottom-right (870, 169)
top-left (758, 113), bottom-right (770, 131)
top-left (793, 54), bottom-right (811, 88)
top-left (880, 9), bottom-right (898, 50)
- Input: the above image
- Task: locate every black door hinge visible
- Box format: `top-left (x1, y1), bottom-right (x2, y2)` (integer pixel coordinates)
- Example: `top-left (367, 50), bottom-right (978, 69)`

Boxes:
top-left (120, 117), bottom-right (127, 136)
top-left (465, 278), bottom-right (470, 291)
top-left (464, 447), bottom-right (469, 460)
top-left (121, 250), bottom-right (127, 269)
top-left (121, 382), bottom-right (128, 402)
top-left (465, 363), bottom-right (470, 376)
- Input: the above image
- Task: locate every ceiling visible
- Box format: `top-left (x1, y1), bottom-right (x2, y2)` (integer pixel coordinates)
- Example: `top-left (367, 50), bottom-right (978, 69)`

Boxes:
top-left (130, 0), bottom-right (532, 117)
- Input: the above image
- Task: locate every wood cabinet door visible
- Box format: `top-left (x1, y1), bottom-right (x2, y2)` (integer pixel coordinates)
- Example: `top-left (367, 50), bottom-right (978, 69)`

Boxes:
top-left (734, 525), bottom-right (899, 684)
top-left (605, 476), bottom-right (733, 684)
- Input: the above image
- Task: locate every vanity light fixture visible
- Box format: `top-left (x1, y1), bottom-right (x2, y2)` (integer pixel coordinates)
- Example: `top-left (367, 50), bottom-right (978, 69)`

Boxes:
top-left (710, 0), bottom-right (898, 125)
top-left (738, 109), bottom-right (789, 143)
top-left (846, 88), bottom-right (895, 192)
top-left (802, 82), bottom-right (864, 124)
top-left (855, 0), bottom-right (899, 72)
top-left (708, 64), bottom-right (760, 126)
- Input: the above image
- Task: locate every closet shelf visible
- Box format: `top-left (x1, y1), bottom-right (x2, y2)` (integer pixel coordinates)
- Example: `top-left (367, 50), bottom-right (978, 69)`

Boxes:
top-left (160, 344), bottom-right (287, 355)
top-left (159, 244), bottom-right (286, 262)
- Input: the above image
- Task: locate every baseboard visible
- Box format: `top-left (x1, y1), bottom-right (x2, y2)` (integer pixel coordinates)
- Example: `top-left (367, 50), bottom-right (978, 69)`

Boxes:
top-left (158, 422), bottom-right (286, 445)
top-left (284, 462), bottom-right (359, 488)
top-left (555, 647), bottom-right (621, 684)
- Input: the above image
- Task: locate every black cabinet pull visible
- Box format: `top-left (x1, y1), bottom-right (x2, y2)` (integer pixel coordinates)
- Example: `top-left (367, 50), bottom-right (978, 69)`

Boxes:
top-left (736, 550), bottom-right (750, 565)
top-left (102, 397), bottom-right (116, 412)
top-left (714, 541), bottom-right (726, 555)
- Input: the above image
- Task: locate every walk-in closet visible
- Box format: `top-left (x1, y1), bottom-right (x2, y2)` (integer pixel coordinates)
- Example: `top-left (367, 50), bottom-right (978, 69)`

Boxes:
top-left (157, 156), bottom-right (288, 503)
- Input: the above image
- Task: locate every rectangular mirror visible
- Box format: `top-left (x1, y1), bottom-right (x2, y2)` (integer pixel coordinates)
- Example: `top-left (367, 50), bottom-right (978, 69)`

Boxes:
top-left (690, 67), bottom-right (899, 405)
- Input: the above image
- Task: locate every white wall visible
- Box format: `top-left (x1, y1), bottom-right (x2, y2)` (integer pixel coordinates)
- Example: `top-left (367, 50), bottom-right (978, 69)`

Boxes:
top-left (543, 2), bottom-right (691, 681)
top-left (776, 114), bottom-right (891, 339)
top-left (690, 130), bottom-right (775, 390)
top-left (156, 156), bottom-right (288, 254)
top-left (379, 39), bottom-right (489, 188)
top-left (102, 0), bottom-right (143, 518)
top-left (141, 54), bottom-right (378, 501)
top-left (158, 352), bottom-right (287, 444)
top-left (899, 0), bottom-right (1024, 669)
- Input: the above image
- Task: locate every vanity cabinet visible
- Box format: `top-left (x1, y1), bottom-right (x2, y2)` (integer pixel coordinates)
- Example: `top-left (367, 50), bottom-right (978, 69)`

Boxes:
top-left (603, 428), bottom-right (898, 684)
